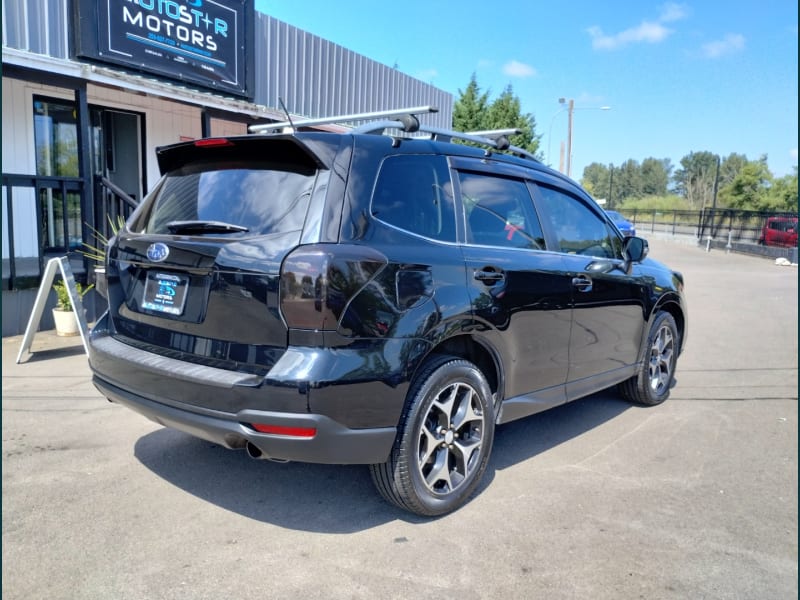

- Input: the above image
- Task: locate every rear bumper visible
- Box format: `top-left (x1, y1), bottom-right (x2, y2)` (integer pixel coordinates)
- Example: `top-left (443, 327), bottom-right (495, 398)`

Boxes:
top-left (88, 320), bottom-right (401, 464)
top-left (93, 375), bottom-right (395, 464)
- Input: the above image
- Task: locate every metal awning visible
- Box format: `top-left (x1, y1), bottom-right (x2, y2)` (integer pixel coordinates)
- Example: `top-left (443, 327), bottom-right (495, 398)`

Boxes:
top-left (2, 47), bottom-right (285, 122)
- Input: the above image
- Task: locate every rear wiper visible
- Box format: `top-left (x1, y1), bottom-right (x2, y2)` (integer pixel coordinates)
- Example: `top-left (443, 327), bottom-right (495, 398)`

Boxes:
top-left (166, 220), bottom-right (249, 234)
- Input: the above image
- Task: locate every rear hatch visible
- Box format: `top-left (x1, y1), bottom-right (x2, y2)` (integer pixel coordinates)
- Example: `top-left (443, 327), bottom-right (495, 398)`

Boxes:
top-left (105, 135), bottom-right (338, 378)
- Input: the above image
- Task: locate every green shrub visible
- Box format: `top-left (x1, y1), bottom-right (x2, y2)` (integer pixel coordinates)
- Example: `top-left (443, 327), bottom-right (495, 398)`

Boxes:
top-left (53, 280), bottom-right (93, 312)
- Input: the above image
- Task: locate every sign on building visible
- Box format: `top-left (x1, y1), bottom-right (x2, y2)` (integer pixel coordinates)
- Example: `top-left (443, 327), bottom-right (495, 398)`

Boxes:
top-left (73, 0), bottom-right (254, 99)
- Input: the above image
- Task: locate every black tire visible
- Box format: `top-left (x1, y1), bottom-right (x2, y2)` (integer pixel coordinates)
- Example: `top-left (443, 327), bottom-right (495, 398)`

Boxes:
top-left (370, 355), bottom-right (495, 517)
top-left (620, 311), bottom-right (679, 406)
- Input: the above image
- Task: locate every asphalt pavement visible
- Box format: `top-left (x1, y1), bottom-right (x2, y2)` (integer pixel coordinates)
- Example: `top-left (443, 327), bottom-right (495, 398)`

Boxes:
top-left (2, 238), bottom-right (797, 599)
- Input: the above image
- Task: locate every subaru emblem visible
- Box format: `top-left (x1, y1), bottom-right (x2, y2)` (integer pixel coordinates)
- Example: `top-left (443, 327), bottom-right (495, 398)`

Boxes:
top-left (146, 242), bottom-right (169, 263)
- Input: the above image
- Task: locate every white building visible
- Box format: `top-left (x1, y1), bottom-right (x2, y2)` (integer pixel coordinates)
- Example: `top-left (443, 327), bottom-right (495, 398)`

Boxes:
top-left (2, 0), bottom-right (452, 335)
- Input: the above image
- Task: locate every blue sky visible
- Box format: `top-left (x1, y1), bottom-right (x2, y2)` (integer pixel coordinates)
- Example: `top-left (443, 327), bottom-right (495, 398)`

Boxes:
top-left (253, 1), bottom-right (798, 181)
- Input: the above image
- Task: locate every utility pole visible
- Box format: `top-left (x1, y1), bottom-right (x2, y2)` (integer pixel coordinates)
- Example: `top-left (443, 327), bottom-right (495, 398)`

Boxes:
top-left (566, 99), bottom-right (574, 177)
top-left (608, 164), bottom-right (614, 209)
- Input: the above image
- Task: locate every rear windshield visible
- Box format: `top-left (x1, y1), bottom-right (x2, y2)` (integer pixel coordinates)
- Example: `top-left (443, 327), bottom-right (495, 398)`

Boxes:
top-left (133, 162), bottom-right (317, 237)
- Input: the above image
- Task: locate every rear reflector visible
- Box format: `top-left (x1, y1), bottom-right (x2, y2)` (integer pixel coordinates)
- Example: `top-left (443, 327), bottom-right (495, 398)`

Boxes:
top-left (249, 423), bottom-right (317, 438)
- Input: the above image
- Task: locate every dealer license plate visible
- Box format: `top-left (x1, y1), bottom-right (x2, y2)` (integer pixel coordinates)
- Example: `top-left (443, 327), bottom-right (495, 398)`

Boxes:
top-left (142, 272), bottom-right (189, 316)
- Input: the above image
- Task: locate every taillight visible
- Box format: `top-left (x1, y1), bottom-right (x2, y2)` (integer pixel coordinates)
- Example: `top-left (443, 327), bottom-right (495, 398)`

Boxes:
top-left (280, 244), bottom-right (387, 330)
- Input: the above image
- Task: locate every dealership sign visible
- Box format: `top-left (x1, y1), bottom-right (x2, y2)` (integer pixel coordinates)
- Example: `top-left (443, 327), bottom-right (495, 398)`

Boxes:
top-left (75, 0), bottom-right (253, 98)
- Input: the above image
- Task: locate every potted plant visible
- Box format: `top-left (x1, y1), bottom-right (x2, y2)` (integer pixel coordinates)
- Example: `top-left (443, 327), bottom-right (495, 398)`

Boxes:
top-left (52, 279), bottom-right (93, 337)
top-left (80, 215), bottom-right (125, 297)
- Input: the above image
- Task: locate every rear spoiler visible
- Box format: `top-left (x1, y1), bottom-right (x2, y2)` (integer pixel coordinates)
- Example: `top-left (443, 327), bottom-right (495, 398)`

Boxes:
top-left (155, 134), bottom-right (334, 175)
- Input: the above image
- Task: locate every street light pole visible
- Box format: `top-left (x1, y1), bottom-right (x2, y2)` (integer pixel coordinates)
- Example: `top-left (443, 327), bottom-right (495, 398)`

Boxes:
top-left (566, 98), bottom-right (574, 177)
top-left (546, 98), bottom-right (568, 167)
top-left (550, 99), bottom-right (610, 177)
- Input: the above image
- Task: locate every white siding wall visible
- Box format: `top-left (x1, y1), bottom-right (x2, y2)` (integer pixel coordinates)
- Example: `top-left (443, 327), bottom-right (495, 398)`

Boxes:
top-left (2, 79), bottom-right (250, 258)
top-left (2, 77), bottom-right (57, 257)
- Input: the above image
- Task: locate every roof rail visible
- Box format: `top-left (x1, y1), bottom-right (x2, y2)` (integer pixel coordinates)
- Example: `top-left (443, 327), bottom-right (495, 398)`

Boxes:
top-left (249, 105), bottom-right (539, 163)
top-left (248, 106), bottom-right (439, 133)
top-left (353, 121), bottom-right (539, 162)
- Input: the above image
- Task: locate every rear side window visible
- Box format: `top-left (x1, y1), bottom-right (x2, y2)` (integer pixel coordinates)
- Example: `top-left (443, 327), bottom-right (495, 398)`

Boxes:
top-left (135, 162), bottom-right (316, 237)
top-left (459, 171), bottom-right (545, 250)
top-left (371, 155), bottom-right (456, 242)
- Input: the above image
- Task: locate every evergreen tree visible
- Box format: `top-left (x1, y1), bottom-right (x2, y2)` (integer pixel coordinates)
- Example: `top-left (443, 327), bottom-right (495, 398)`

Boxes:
top-left (452, 76), bottom-right (541, 158)
top-left (452, 74), bottom-right (490, 133)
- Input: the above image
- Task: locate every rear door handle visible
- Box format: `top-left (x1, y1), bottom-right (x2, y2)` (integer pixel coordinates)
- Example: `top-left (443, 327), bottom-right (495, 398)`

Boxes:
top-left (571, 274), bottom-right (593, 292)
top-left (474, 269), bottom-right (505, 284)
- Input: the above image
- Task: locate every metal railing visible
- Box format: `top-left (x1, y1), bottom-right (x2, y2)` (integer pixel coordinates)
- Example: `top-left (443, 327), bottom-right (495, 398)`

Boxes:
top-left (619, 208), bottom-right (798, 259)
top-left (94, 175), bottom-right (138, 242)
top-left (2, 173), bottom-right (84, 290)
top-left (2, 173), bottom-right (139, 290)
top-left (620, 208), bottom-right (798, 245)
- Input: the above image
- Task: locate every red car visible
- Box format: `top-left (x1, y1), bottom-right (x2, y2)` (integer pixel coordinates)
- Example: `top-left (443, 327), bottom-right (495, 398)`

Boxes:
top-left (759, 216), bottom-right (798, 248)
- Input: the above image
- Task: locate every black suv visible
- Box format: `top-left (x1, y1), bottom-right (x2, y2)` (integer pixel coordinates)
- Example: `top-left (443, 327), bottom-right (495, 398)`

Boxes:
top-left (88, 107), bottom-right (687, 516)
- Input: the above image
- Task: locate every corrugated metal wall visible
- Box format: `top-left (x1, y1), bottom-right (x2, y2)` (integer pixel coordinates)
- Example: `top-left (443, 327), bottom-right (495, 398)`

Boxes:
top-left (2, 0), bottom-right (453, 127)
top-left (253, 13), bottom-right (452, 128)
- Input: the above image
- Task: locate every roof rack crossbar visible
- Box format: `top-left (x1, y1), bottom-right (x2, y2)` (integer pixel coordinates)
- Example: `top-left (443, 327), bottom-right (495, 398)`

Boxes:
top-left (249, 105), bottom-right (438, 133)
top-left (423, 126), bottom-right (505, 149)
top-left (352, 120), bottom-right (408, 134)
top-left (466, 128), bottom-right (523, 138)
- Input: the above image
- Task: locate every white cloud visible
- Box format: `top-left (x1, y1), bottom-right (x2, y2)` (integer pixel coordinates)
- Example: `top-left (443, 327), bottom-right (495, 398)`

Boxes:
top-left (659, 2), bottom-right (688, 23)
top-left (588, 22), bottom-right (672, 50)
top-left (701, 33), bottom-right (745, 58)
top-left (414, 68), bottom-right (439, 82)
top-left (502, 60), bottom-right (537, 78)
top-left (790, 148), bottom-right (798, 163)
top-left (587, 3), bottom-right (687, 50)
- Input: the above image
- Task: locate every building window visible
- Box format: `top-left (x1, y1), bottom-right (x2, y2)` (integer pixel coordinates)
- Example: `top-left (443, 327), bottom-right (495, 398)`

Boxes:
top-left (33, 97), bottom-right (81, 250)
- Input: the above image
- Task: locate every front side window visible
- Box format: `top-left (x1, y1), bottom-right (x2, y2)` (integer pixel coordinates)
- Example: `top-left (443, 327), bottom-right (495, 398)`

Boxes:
top-left (371, 155), bottom-right (456, 242)
top-left (137, 163), bottom-right (316, 237)
top-left (534, 183), bottom-right (622, 259)
top-left (459, 171), bottom-right (544, 250)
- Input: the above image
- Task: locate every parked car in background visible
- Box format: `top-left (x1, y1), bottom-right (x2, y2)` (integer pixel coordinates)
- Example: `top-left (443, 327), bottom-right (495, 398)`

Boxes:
top-left (605, 210), bottom-right (636, 237)
top-left (759, 216), bottom-right (798, 248)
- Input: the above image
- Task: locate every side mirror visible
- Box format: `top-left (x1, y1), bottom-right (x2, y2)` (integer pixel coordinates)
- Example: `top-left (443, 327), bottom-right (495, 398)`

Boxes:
top-left (622, 236), bottom-right (648, 272)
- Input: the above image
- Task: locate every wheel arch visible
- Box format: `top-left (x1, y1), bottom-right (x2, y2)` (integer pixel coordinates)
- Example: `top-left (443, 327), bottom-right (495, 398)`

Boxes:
top-left (417, 334), bottom-right (503, 402)
top-left (653, 297), bottom-right (686, 354)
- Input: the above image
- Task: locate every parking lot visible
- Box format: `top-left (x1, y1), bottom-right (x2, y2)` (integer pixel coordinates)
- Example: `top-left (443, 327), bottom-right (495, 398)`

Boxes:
top-left (2, 238), bottom-right (797, 599)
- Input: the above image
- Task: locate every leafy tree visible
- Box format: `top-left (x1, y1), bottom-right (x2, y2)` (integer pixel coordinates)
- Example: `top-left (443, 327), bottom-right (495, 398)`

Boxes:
top-left (641, 157), bottom-right (671, 196)
top-left (719, 155), bottom-right (771, 210)
top-left (581, 162), bottom-right (611, 200)
top-left (718, 153), bottom-right (748, 189)
top-left (673, 151), bottom-right (719, 209)
top-left (766, 167), bottom-right (799, 212)
top-left (615, 159), bottom-right (644, 202)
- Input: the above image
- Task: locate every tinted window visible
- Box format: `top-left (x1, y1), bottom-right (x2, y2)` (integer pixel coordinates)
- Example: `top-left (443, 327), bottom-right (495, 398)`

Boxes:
top-left (535, 184), bottom-right (622, 259)
top-left (371, 155), bottom-right (456, 242)
top-left (459, 171), bottom-right (544, 250)
top-left (137, 162), bottom-right (316, 237)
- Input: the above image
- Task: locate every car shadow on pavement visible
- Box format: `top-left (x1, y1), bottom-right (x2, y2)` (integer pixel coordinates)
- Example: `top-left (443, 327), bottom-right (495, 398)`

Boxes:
top-left (133, 391), bottom-right (631, 532)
